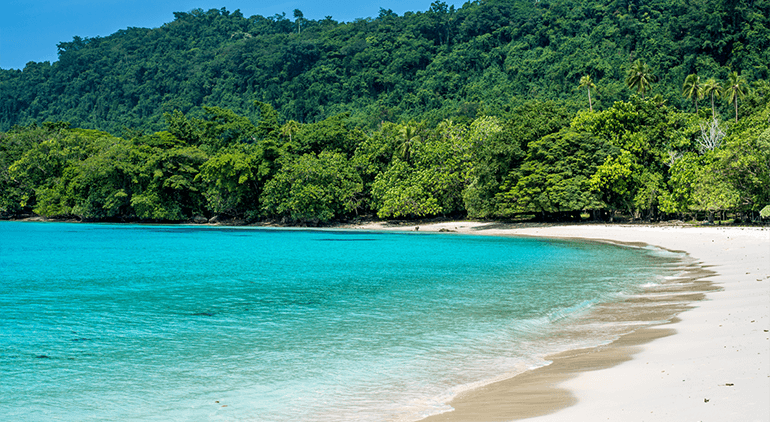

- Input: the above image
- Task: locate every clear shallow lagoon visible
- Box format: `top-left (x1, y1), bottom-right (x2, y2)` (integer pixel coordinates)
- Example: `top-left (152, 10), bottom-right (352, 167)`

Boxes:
top-left (0, 222), bottom-right (682, 421)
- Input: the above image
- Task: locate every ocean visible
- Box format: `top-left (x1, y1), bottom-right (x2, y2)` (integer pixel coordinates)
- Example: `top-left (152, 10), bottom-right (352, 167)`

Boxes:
top-left (0, 222), bottom-right (686, 421)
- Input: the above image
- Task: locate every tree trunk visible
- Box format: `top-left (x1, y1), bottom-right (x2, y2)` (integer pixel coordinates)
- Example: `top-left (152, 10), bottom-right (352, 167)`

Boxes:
top-left (587, 88), bottom-right (593, 112)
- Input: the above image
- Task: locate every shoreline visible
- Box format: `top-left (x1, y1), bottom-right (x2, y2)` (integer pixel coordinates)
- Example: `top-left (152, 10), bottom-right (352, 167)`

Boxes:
top-left (5, 219), bottom-right (768, 419)
top-left (349, 222), bottom-right (770, 421)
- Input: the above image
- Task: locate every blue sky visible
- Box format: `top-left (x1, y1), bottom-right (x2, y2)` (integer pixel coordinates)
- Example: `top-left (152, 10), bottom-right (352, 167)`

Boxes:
top-left (1, 0), bottom-right (465, 70)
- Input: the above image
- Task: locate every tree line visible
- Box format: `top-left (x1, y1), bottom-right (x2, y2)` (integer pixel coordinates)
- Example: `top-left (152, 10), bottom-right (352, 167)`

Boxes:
top-left (1, 0), bottom-right (768, 224)
top-left (2, 91), bottom-right (768, 224)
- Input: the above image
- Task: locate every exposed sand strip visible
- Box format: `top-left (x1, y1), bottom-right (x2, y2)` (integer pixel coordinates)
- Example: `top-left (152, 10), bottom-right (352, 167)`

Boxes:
top-left (351, 222), bottom-right (770, 421)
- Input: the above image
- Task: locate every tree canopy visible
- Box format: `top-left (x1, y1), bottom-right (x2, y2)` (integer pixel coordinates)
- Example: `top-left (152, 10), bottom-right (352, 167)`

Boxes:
top-left (1, 0), bottom-right (768, 132)
top-left (1, 0), bottom-right (768, 225)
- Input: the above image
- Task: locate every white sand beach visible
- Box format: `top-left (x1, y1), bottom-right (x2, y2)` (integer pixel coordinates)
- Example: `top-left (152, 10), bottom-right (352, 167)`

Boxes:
top-left (353, 222), bottom-right (770, 421)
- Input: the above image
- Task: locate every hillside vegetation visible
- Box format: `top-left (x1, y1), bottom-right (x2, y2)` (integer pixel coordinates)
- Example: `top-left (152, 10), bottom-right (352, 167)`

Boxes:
top-left (1, 0), bottom-right (768, 224)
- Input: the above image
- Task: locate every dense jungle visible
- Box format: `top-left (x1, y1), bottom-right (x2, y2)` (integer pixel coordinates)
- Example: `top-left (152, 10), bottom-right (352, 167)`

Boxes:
top-left (1, 0), bottom-right (768, 224)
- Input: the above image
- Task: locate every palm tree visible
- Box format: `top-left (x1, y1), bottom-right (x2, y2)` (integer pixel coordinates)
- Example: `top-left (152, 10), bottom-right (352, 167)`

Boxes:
top-left (397, 124), bottom-right (422, 164)
top-left (625, 60), bottom-right (657, 98)
top-left (293, 9), bottom-right (304, 34)
top-left (279, 120), bottom-right (300, 144)
top-left (682, 73), bottom-right (703, 114)
top-left (723, 72), bottom-right (746, 123)
top-left (578, 75), bottom-right (597, 112)
top-left (701, 78), bottom-right (722, 120)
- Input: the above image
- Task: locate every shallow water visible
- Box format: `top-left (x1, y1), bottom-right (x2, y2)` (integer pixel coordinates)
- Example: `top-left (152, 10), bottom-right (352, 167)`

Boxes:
top-left (0, 222), bottom-right (683, 421)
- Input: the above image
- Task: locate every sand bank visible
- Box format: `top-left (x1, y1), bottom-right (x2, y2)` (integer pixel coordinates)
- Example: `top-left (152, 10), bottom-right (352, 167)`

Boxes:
top-left (352, 222), bottom-right (770, 421)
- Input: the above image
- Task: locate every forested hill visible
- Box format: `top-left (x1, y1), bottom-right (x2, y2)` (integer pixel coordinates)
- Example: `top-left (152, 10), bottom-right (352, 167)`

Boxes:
top-left (1, 0), bottom-right (768, 133)
top-left (1, 0), bottom-right (769, 226)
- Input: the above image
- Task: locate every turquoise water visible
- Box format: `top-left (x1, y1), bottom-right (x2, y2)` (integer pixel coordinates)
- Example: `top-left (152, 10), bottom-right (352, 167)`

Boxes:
top-left (0, 222), bottom-right (682, 421)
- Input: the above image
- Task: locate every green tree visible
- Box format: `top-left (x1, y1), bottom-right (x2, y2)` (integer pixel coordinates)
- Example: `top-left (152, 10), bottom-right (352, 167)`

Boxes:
top-left (261, 151), bottom-right (363, 223)
top-left (7, 128), bottom-right (117, 217)
top-left (1, 1), bottom-right (768, 134)
top-left (464, 102), bottom-right (572, 218)
top-left (706, 110), bottom-right (770, 215)
top-left (396, 122), bottom-right (425, 164)
top-left (372, 119), bottom-right (472, 219)
top-left (498, 129), bottom-right (607, 220)
top-left (589, 150), bottom-right (637, 218)
top-left (701, 78), bottom-right (722, 120)
top-left (197, 143), bottom-right (268, 219)
top-left (682, 73), bottom-right (702, 113)
top-left (371, 160), bottom-right (442, 218)
top-left (351, 122), bottom-right (401, 211)
top-left (691, 159), bottom-right (740, 223)
top-left (293, 9), bottom-right (304, 34)
top-left (576, 97), bottom-right (691, 220)
top-left (198, 106), bottom-right (258, 151)
top-left (130, 136), bottom-right (208, 221)
top-left (293, 113), bottom-right (365, 157)
top-left (659, 152), bottom-right (701, 218)
top-left (254, 102), bottom-right (280, 141)
top-left (625, 60), bottom-right (657, 98)
top-left (164, 110), bottom-right (204, 145)
top-left (724, 72), bottom-right (747, 123)
top-left (0, 123), bottom-right (68, 215)
top-left (66, 139), bottom-right (139, 219)
top-left (578, 75), bottom-right (597, 112)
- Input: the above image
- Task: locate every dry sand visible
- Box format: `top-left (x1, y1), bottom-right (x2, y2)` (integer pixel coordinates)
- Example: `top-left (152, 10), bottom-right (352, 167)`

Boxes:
top-left (351, 221), bottom-right (770, 421)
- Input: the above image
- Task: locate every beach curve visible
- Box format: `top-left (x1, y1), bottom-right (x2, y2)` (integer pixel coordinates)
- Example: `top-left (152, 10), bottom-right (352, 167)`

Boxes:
top-left (349, 222), bottom-right (770, 421)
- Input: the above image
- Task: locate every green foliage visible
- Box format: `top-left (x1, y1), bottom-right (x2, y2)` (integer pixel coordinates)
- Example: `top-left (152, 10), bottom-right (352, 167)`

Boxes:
top-left (461, 116), bottom-right (507, 218)
top-left (498, 129), bottom-right (607, 218)
top-left (371, 160), bottom-right (442, 218)
top-left (2, 0), bottom-right (768, 132)
top-left (1, 95), bottom-right (767, 224)
top-left (292, 113), bottom-right (365, 157)
top-left (575, 96), bottom-right (693, 218)
top-left (578, 75), bottom-right (597, 112)
top-left (659, 152), bottom-right (701, 215)
top-left (197, 143), bottom-right (267, 218)
top-left (724, 71), bottom-right (748, 122)
top-left (130, 142), bottom-right (208, 221)
top-left (464, 102), bottom-right (571, 218)
top-left (701, 111), bottom-right (770, 212)
top-left (261, 151), bottom-right (363, 223)
top-left (691, 159), bottom-right (741, 215)
top-left (372, 119), bottom-right (473, 219)
top-left (254, 102), bottom-right (280, 140)
top-left (2, 0), bottom-right (769, 224)
top-left (66, 139), bottom-right (138, 219)
top-left (7, 128), bottom-right (119, 217)
top-left (1, 123), bottom-right (65, 214)
top-left (682, 74), bottom-right (703, 113)
top-left (590, 150), bottom-right (637, 214)
top-left (197, 106), bottom-right (259, 150)
top-left (626, 60), bottom-right (657, 98)
top-left (701, 78), bottom-right (722, 119)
